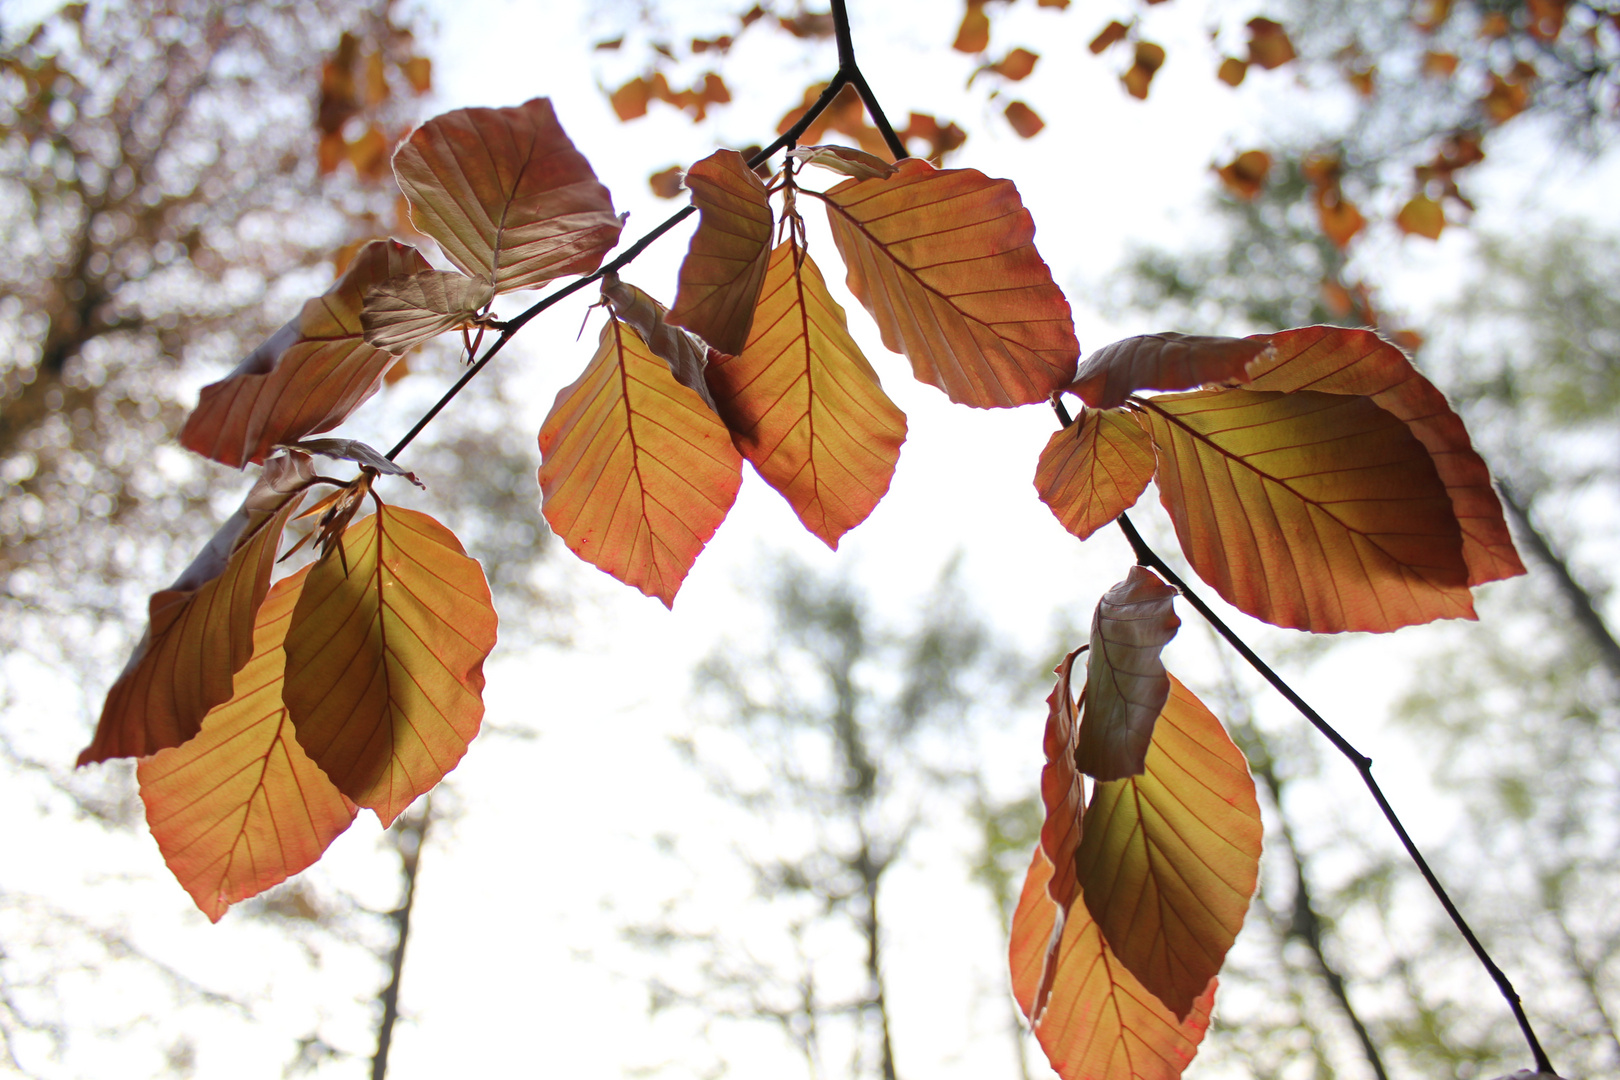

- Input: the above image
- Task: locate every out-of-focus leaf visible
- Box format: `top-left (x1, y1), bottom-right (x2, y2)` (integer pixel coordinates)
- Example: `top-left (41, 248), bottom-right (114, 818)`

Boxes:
top-left (602, 274), bottom-right (720, 411)
top-left (1005, 101), bottom-right (1046, 138)
top-left (1422, 50), bottom-right (1459, 77)
top-left (138, 567), bottom-right (356, 922)
top-left (669, 149), bottom-right (774, 355)
top-left (538, 318), bottom-right (743, 607)
top-left (361, 269), bottom-right (493, 355)
top-left (280, 438), bottom-right (424, 488)
top-left (1140, 387), bottom-right (1473, 633)
top-left (1246, 17), bottom-right (1295, 69)
top-left (991, 47), bottom-right (1040, 80)
top-left (401, 55), bottom-right (432, 94)
top-left (182, 240), bottom-right (429, 467)
top-left (1078, 675), bottom-right (1260, 1018)
top-left (393, 97), bottom-right (623, 293)
top-left (1526, 0), bottom-right (1565, 40)
top-left (1011, 846), bottom-right (1216, 1080)
top-left (1070, 333), bottom-right (1274, 410)
top-left (822, 158), bottom-right (1079, 408)
top-left (1396, 194), bottom-right (1445, 239)
top-left (79, 462), bottom-right (312, 764)
top-left (611, 76), bottom-right (651, 121)
top-left (1215, 150), bottom-right (1271, 200)
top-left (1217, 57), bottom-right (1248, 86)
top-left (648, 165), bottom-right (685, 198)
top-left (1035, 408), bottom-right (1155, 541)
top-left (1090, 20), bottom-right (1130, 54)
top-left (1122, 42), bottom-right (1166, 99)
top-left (1243, 325), bottom-right (1524, 586)
top-left (706, 240), bottom-right (905, 548)
top-left (284, 503), bottom-right (496, 826)
top-left (788, 144), bottom-right (898, 181)
top-left (954, 0), bottom-right (990, 53)
top-left (1030, 647), bottom-right (1087, 1021)
top-left (1078, 567), bottom-right (1180, 781)
top-left (1482, 73), bottom-right (1531, 122)
top-left (1317, 190), bottom-right (1366, 248)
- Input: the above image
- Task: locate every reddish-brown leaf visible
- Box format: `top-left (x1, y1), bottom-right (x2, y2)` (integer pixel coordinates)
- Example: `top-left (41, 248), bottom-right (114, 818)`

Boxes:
top-left (992, 47), bottom-right (1040, 80)
top-left (1422, 50), bottom-right (1459, 78)
top-left (1140, 387), bottom-right (1473, 633)
top-left (1011, 846), bottom-right (1217, 1080)
top-left (1090, 20), bottom-right (1130, 54)
top-left (1243, 325), bottom-right (1524, 586)
top-left (1217, 57), bottom-right (1248, 86)
top-left (1077, 567), bottom-right (1180, 782)
top-left (954, 0), bottom-right (991, 53)
top-left (138, 567), bottom-right (357, 922)
top-left (284, 503), bottom-right (497, 826)
top-left (1122, 42), bottom-right (1167, 100)
top-left (1069, 333), bottom-right (1275, 410)
top-left (1078, 675), bottom-right (1260, 1018)
top-left (706, 240), bottom-right (906, 548)
top-left (1215, 150), bottom-right (1271, 200)
top-left (822, 158), bottom-right (1079, 408)
top-left (361, 269), bottom-right (494, 354)
top-left (538, 318), bottom-right (743, 606)
top-left (80, 462), bottom-right (311, 764)
top-left (668, 149), bottom-right (774, 355)
top-left (789, 144), bottom-right (898, 182)
top-left (1005, 101), bottom-right (1046, 138)
top-left (1482, 74), bottom-right (1531, 123)
top-left (648, 165), bottom-right (685, 199)
top-left (393, 98), bottom-right (623, 293)
top-left (1035, 408), bottom-right (1155, 541)
top-left (1246, 17), bottom-right (1296, 69)
top-left (1031, 647), bottom-right (1087, 1021)
top-left (1396, 194), bottom-right (1446, 240)
top-left (1317, 190), bottom-right (1366, 249)
top-left (182, 240), bottom-right (430, 467)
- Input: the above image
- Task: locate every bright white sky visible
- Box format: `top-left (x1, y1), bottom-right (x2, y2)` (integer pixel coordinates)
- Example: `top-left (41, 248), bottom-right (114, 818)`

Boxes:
top-left (8, 1), bottom-right (1620, 1078)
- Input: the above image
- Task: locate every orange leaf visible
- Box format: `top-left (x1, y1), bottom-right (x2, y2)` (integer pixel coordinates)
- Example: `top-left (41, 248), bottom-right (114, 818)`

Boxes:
top-left (992, 47), bottom-right (1040, 80)
top-left (601, 275), bottom-right (721, 411)
top-left (138, 567), bottom-right (357, 922)
top-left (1243, 326), bottom-right (1525, 586)
top-left (1004, 101), bottom-right (1046, 138)
top-left (954, 0), bottom-right (990, 53)
top-left (648, 165), bottom-right (685, 199)
top-left (705, 240), bottom-right (906, 549)
top-left (1215, 149), bottom-right (1271, 200)
top-left (361, 269), bottom-right (494, 354)
top-left (80, 462), bottom-right (311, 764)
top-left (401, 55), bottom-right (432, 94)
top-left (1422, 50), bottom-right (1459, 78)
top-left (1482, 73), bottom-right (1530, 123)
top-left (1077, 675), bottom-right (1260, 1018)
top-left (1035, 407), bottom-right (1155, 541)
top-left (822, 158), bottom-right (1079, 408)
top-left (1245, 17), bottom-right (1295, 69)
top-left (182, 240), bottom-right (430, 467)
top-left (538, 318), bottom-right (743, 607)
top-left (1010, 846), bottom-right (1216, 1080)
top-left (393, 98), bottom-right (623, 294)
top-left (1030, 647), bottom-right (1087, 1021)
top-left (1089, 20), bottom-right (1129, 54)
top-left (611, 76), bottom-right (651, 121)
top-left (1077, 567), bottom-right (1180, 782)
top-left (1216, 57), bottom-right (1248, 86)
top-left (283, 503), bottom-right (497, 826)
top-left (1139, 387), bottom-right (1473, 633)
top-left (1316, 190), bottom-right (1366, 248)
top-left (1069, 333), bottom-right (1274, 410)
top-left (1396, 194), bottom-right (1446, 240)
top-left (668, 149), bottom-right (774, 355)
top-left (1121, 42), bottom-right (1166, 100)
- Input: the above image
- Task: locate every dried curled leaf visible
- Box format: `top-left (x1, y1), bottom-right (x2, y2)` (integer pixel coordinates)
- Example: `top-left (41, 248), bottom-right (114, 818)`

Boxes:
top-left (1070, 333), bottom-right (1275, 411)
top-left (361, 270), bottom-right (495, 354)
top-left (1078, 567), bottom-right (1180, 782)
top-left (822, 158), bottom-right (1079, 408)
top-left (602, 275), bottom-right (720, 411)
top-left (787, 144), bottom-right (898, 181)
top-left (1035, 407), bottom-right (1155, 541)
top-left (182, 240), bottom-right (430, 468)
top-left (393, 97), bottom-right (623, 293)
top-left (138, 567), bottom-right (357, 922)
top-left (280, 438), bottom-right (424, 488)
top-left (706, 240), bottom-right (906, 549)
top-left (1030, 647), bottom-right (1087, 1023)
top-left (284, 502), bottom-right (497, 827)
top-left (668, 149), bottom-right (774, 355)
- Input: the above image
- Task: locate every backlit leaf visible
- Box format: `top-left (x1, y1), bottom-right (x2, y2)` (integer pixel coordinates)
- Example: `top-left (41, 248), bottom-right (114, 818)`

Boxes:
top-left (1215, 150), bottom-right (1271, 200)
top-left (80, 462), bottom-right (311, 764)
top-left (538, 318), bottom-right (743, 607)
top-left (1140, 387), bottom-right (1473, 633)
top-left (992, 47), bottom-right (1040, 80)
top-left (182, 240), bottom-right (430, 467)
top-left (822, 158), bottom-right (1079, 408)
top-left (1122, 42), bottom-right (1166, 100)
top-left (361, 270), bottom-right (494, 354)
top-left (1246, 17), bottom-right (1296, 69)
top-left (1316, 190), bottom-right (1366, 249)
top-left (705, 240), bottom-right (906, 548)
top-left (668, 149), bottom-right (774, 355)
top-left (1090, 20), bottom-right (1130, 54)
top-left (1078, 567), bottom-right (1180, 782)
top-left (788, 145), bottom-right (898, 182)
top-left (1243, 326), bottom-right (1524, 586)
top-left (1395, 194), bottom-right (1445, 239)
top-left (602, 275), bottom-right (720, 411)
top-left (1005, 101), bottom-right (1046, 138)
top-left (393, 97), bottom-right (623, 293)
top-left (1217, 57), bottom-right (1248, 86)
top-left (1011, 846), bottom-right (1216, 1080)
top-left (1035, 407), bottom-right (1155, 541)
top-left (138, 567), bottom-right (357, 922)
top-left (1078, 675), bottom-right (1260, 1018)
top-left (283, 502), bottom-right (497, 826)
top-left (281, 438), bottom-right (423, 487)
top-left (1070, 333), bottom-right (1274, 411)
top-left (954, 1), bottom-right (990, 53)
top-left (1029, 646), bottom-right (1090, 1021)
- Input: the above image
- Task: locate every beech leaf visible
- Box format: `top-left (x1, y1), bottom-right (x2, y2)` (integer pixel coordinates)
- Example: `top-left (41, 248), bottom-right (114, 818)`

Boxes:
top-left (182, 240), bottom-right (430, 468)
top-left (393, 97), bottom-right (623, 293)
top-left (1011, 846), bottom-right (1217, 1080)
top-left (1070, 333), bottom-right (1275, 411)
top-left (80, 461), bottom-right (312, 764)
top-left (602, 274), bottom-right (721, 411)
top-left (822, 158), bottom-right (1079, 408)
top-left (1078, 674), bottom-right (1261, 1018)
top-left (538, 317), bottom-right (743, 607)
top-left (1078, 567), bottom-right (1180, 781)
top-left (1140, 387), bottom-right (1473, 633)
top-left (138, 567), bottom-right (357, 922)
top-left (787, 144), bottom-right (898, 181)
top-left (1035, 407), bottom-right (1156, 541)
top-left (1243, 326), bottom-right (1524, 586)
top-left (283, 502), bottom-right (497, 826)
top-left (1030, 647), bottom-right (1087, 1023)
top-left (280, 438), bottom-right (424, 487)
top-left (668, 149), bottom-right (774, 354)
top-left (361, 269), bottom-right (495, 354)
top-left (705, 239), bottom-right (907, 549)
